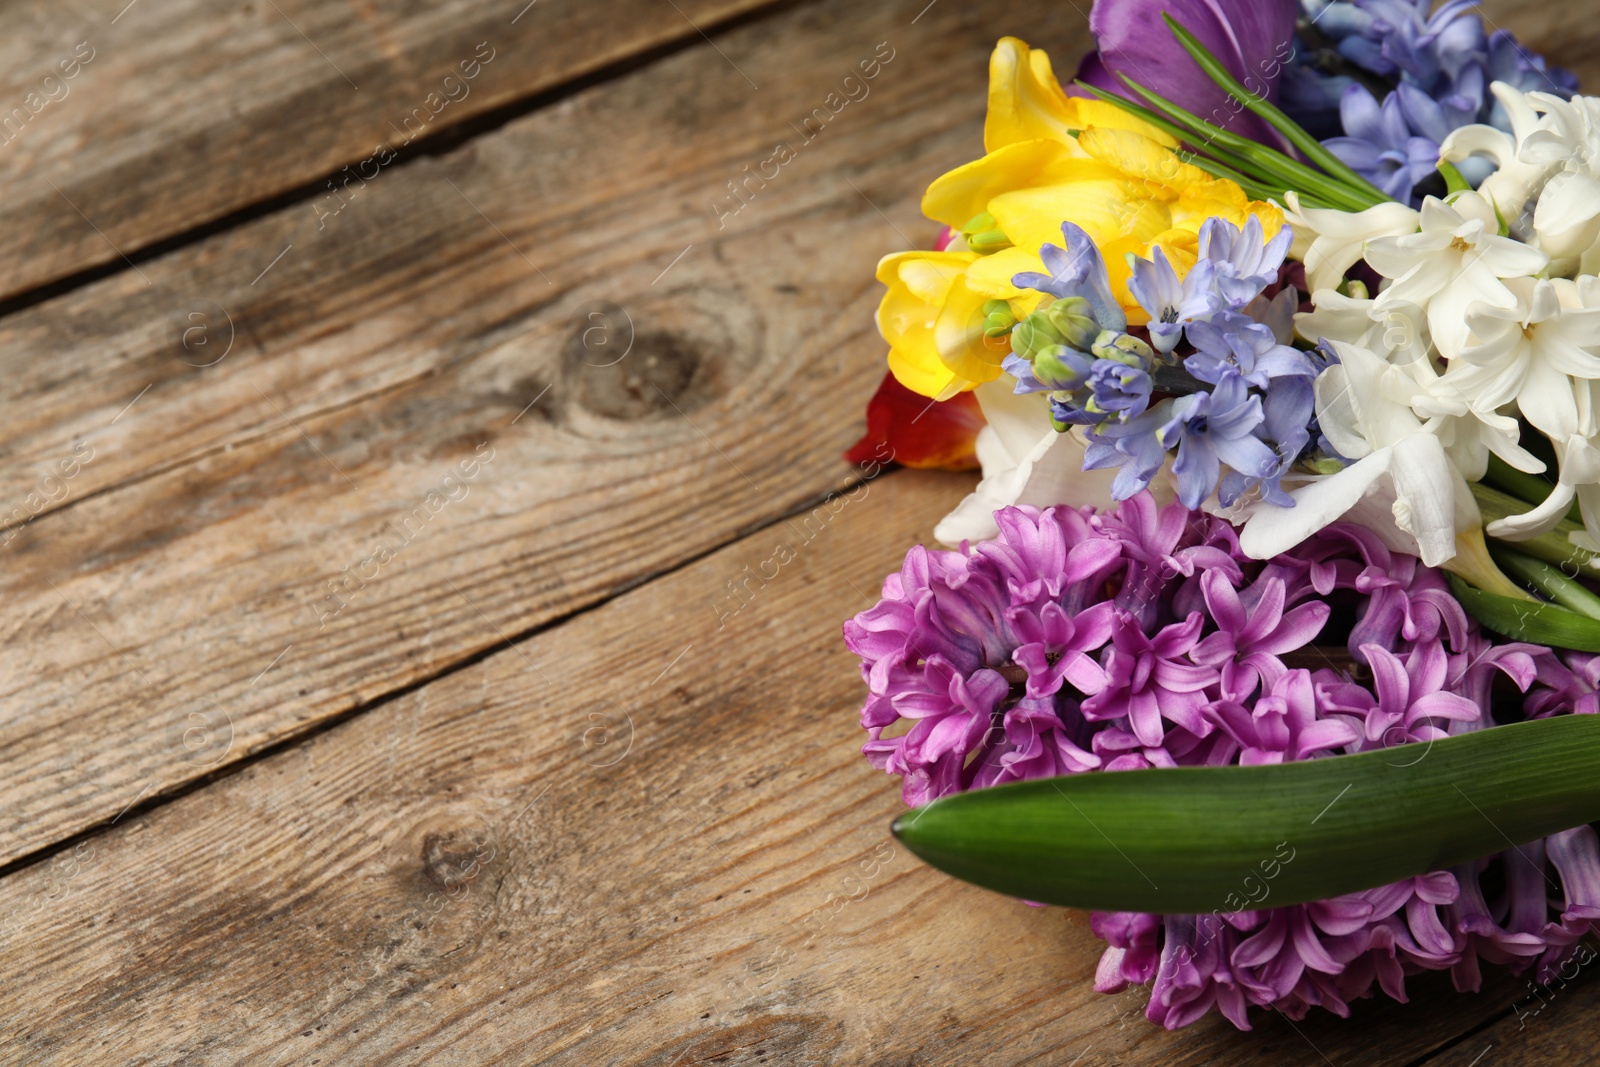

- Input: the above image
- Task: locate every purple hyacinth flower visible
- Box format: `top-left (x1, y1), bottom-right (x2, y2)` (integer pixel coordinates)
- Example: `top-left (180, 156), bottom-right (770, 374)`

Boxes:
top-left (1128, 246), bottom-right (1220, 354)
top-left (1324, 83), bottom-right (1441, 202)
top-left (1085, 359), bottom-right (1153, 420)
top-left (1003, 348), bottom-right (1093, 395)
top-left (1093, 910), bottom-right (1162, 991)
top-left (1317, 641), bottom-right (1480, 749)
top-left (1196, 216), bottom-right (1295, 310)
top-left (1395, 67), bottom-right (1483, 144)
top-left (1084, 398), bottom-right (1180, 501)
top-left (1012, 222), bottom-right (1126, 332)
top-left (1166, 374), bottom-right (1277, 510)
top-left (1204, 667), bottom-right (1361, 764)
top-left (1193, 570), bottom-right (1331, 702)
top-left (1082, 610), bottom-right (1218, 747)
top-left (1075, 0), bottom-right (1298, 147)
top-left (1486, 28), bottom-right (1579, 104)
top-left (846, 494), bottom-right (1600, 1031)
top-left (1184, 318), bottom-right (1316, 390)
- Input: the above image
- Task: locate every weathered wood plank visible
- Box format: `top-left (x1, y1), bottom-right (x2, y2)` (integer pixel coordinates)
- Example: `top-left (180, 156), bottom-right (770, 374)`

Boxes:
top-left (0, 0), bottom-right (786, 303)
top-left (0, 0), bottom-right (1031, 865)
top-left (1416, 962), bottom-right (1600, 1066)
top-left (2, 0), bottom-right (1589, 538)
top-left (0, 472), bottom-right (1537, 1065)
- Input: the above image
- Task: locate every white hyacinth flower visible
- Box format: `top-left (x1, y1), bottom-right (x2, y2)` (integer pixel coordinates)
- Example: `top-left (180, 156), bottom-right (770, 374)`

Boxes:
top-left (1282, 191), bottom-right (1419, 295)
top-left (1365, 192), bottom-right (1548, 361)
top-left (1443, 278), bottom-right (1600, 538)
top-left (1236, 340), bottom-right (1475, 567)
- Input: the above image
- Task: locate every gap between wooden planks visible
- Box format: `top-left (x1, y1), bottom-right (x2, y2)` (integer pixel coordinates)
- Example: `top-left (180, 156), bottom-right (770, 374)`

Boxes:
top-left (0, 470), bottom-right (1553, 1065)
top-left (0, 0), bottom-right (1069, 869)
top-left (0, 0), bottom-right (798, 305)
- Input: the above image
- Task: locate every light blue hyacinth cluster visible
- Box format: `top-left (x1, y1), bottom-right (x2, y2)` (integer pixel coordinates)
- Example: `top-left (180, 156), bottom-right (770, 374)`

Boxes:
top-left (1282, 0), bottom-right (1578, 202)
top-left (1002, 219), bottom-right (1323, 511)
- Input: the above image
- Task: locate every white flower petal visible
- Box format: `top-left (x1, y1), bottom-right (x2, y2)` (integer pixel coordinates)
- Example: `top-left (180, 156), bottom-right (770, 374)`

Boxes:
top-left (1237, 449), bottom-right (1391, 560)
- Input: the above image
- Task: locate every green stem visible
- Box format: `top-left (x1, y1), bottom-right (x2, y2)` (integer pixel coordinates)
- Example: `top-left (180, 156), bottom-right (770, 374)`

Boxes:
top-left (1111, 74), bottom-right (1376, 213)
top-left (1073, 83), bottom-right (1291, 195)
top-left (1473, 483), bottom-right (1600, 575)
top-left (1490, 545), bottom-right (1600, 621)
top-left (1161, 14), bottom-right (1393, 205)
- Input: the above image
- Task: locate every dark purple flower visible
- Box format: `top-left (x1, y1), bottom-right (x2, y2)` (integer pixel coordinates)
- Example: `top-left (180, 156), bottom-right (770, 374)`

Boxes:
top-left (1075, 0), bottom-right (1299, 147)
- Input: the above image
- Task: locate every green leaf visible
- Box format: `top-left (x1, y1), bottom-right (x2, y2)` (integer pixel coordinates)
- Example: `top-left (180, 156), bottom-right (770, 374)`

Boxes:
top-left (1161, 14), bottom-right (1393, 206)
top-left (1449, 573), bottom-right (1600, 651)
top-left (893, 716), bottom-right (1600, 913)
top-left (1437, 159), bottom-right (1472, 195)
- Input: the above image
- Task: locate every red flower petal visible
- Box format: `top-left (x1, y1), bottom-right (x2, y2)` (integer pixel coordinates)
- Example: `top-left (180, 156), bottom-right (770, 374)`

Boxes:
top-left (844, 370), bottom-right (984, 472)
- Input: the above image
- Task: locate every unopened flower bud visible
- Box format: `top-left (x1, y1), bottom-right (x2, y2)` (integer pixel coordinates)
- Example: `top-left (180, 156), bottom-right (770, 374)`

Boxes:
top-left (1032, 344), bottom-right (1094, 392)
top-left (1011, 310), bottom-right (1066, 359)
top-left (981, 299), bottom-right (1016, 341)
top-left (1091, 329), bottom-right (1154, 366)
top-left (1043, 296), bottom-right (1101, 351)
top-left (961, 210), bottom-right (1013, 253)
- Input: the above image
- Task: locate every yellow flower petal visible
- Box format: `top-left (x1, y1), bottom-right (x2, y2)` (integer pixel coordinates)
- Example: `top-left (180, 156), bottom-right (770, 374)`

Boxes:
top-left (984, 37), bottom-right (1077, 152)
top-left (876, 250), bottom-right (994, 399)
top-left (988, 180), bottom-right (1169, 259)
top-left (923, 142), bottom-right (1121, 231)
top-left (934, 276), bottom-right (1010, 385)
top-left (888, 339), bottom-right (964, 399)
top-left (1061, 99), bottom-right (1179, 147)
top-left (984, 38), bottom-right (1177, 154)
top-left (1076, 127), bottom-right (1211, 191)
top-left (964, 246), bottom-right (1044, 300)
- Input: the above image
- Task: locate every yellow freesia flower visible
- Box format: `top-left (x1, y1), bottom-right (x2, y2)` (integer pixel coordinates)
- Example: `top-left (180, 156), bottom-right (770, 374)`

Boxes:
top-left (876, 36), bottom-right (1285, 399)
top-left (876, 250), bottom-right (1013, 400)
top-left (983, 37), bottom-right (1176, 154)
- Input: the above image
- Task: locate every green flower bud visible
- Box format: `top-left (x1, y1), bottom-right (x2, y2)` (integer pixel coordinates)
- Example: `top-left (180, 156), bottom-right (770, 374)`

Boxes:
top-left (981, 299), bottom-right (1015, 341)
top-left (1090, 329), bottom-right (1154, 366)
top-left (1011, 311), bottom-right (1066, 359)
top-left (1032, 344), bottom-right (1088, 392)
top-left (1308, 456), bottom-right (1346, 475)
top-left (961, 211), bottom-right (1012, 254)
top-left (1042, 297), bottom-right (1100, 351)
top-left (966, 229), bottom-right (1014, 253)
top-left (1339, 278), bottom-right (1369, 300)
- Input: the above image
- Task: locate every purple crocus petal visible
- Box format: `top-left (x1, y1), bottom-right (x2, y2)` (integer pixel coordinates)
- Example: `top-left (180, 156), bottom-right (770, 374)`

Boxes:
top-left (1076, 0), bottom-right (1298, 146)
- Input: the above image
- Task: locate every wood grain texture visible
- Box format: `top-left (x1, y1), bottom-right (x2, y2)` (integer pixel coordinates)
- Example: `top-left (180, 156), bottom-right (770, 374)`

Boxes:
top-left (0, 472), bottom-right (1545, 1065)
top-left (0, 0), bottom-right (1081, 867)
top-left (0, 0), bottom-right (783, 302)
top-left (1416, 961), bottom-right (1600, 1066)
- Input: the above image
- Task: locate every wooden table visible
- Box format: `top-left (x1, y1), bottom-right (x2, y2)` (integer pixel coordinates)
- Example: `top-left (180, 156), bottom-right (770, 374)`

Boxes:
top-left (2, 0), bottom-right (1594, 1062)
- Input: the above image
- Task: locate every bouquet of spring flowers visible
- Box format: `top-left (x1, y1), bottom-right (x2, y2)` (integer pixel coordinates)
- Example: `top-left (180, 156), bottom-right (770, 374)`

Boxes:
top-left (844, 0), bottom-right (1600, 1030)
